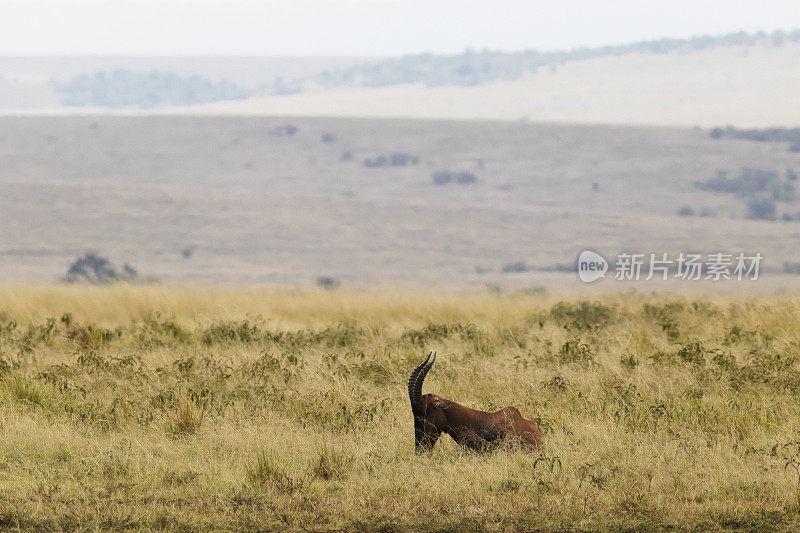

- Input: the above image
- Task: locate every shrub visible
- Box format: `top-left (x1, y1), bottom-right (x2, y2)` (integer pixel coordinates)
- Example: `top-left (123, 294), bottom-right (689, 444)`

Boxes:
top-left (676, 341), bottom-right (712, 365)
top-left (501, 261), bottom-right (530, 273)
top-left (271, 125), bottom-right (297, 137)
top-left (677, 206), bottom-right (694, 217)
top-left (364, 153), bottom-right (418, 167)
top-left (771, 181), bottom-right (796, 202)
top-left (321, 133), bottom-right (336, 143)
top-left (389, 153), bottom-right (418, 166)
top-left (67, 322), bottom-right (119, 350)
top-left (695, 168), bottom-right (779, 196)
top-left (401, 323), bottom-right (481, 345)
top-left (746, 196), bottom-right (776, 220)
top-left (317, 277), bottom-right (341, 290)
top-left (134, 315), bottom-right (191, 347)
top-left (66, 252), bottom-right (138, 284)
top-left (620, 355), bottom-right (640, 369)
top-left (432, 171), bottom-right (478, 185)
top-left (455, 172), bottom-right (477, 184)
top-left (550, 301), bottom-right (615, 330)
top-left (558, 340), bottom-right (595, 365)
top-left (364, 155), bottom-right (388, 168)
top-left (201, 319), bottom-right (263, 344)
top-left (783, 262), bottom-right (800, 274)
top-left (432, 171), bottom-right (452, 185)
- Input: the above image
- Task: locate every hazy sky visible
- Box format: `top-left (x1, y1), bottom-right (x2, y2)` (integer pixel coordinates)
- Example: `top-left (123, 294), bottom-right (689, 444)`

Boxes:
top-left (2, 0), bottom-right (799, 56)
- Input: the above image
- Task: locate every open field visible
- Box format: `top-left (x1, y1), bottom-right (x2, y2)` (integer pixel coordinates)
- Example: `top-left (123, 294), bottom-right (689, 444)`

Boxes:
top-left (2, 115), bottom-right (800, 289)
top-left (3, 285), bottom-right (800, 530)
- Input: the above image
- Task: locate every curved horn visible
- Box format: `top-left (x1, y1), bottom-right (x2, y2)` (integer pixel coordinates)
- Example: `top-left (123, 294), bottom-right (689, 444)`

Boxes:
top-left (411, 351), bottom-right (436, 405)
top-left (408, 352), bottom-right (431, 406)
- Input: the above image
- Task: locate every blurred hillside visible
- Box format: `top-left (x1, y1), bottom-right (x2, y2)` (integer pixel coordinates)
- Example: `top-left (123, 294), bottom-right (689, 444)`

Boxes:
top-left (1, 29), bottom-right (799, 121)
top-left (181, 40), bottom-right (800, 127)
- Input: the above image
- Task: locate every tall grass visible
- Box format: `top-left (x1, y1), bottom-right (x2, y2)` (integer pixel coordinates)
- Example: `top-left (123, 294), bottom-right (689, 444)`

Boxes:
top-left (1, 285), bottom-right (800, 530)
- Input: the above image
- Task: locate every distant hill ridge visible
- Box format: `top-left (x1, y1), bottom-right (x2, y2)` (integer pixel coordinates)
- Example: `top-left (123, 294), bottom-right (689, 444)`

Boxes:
top-left (54, 28), bottom-right (800, 108)
top-left (311, 28), bottom-right (800, 90)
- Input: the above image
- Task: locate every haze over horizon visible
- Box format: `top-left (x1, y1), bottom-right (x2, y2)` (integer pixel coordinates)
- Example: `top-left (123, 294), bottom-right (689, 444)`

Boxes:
top-left (2, 0), bottom-right (800, 56)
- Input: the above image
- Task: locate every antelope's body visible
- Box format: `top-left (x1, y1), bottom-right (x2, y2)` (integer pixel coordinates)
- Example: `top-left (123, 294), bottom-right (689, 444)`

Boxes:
top-left (408, 353), bottom-right (544, 453)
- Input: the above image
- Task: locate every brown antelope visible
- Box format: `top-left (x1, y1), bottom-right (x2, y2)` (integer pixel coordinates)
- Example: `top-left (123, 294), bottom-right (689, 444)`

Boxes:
top-left (408, 352), bottom-right (544, 453)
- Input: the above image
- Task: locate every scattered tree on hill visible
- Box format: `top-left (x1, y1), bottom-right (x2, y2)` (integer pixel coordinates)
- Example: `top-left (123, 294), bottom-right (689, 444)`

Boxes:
top-left (314, 29), bottom-right (800, 90)
top-left (59, 70), bottom-right (249, 108)
top-left (66, 252), bottom-right (139, 284)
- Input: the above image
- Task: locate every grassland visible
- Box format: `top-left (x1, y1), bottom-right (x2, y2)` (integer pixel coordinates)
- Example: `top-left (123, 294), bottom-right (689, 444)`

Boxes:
top-left (3, 116), bottom-right (800, 288)
top-left (2, 285), bottom-right (800, 530)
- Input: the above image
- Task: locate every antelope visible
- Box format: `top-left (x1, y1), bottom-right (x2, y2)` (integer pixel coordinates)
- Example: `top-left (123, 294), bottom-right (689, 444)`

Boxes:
top-left (408, 352), bottom-right (544, 453)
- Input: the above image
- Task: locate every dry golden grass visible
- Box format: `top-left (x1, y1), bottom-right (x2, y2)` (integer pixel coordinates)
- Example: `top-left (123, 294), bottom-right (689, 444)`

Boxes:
top-left (2, 284), bottom-right (800, 531)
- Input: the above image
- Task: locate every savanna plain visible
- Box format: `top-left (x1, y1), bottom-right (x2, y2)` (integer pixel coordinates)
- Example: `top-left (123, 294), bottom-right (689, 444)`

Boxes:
top-left (2, 285), bottom-right (800, 531)
top-left (4, 115), bottom-right (800, 288)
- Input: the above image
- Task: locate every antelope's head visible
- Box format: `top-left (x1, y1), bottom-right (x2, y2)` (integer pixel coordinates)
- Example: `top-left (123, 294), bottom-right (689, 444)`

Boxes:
top-left (408, 352), bottom-right (446, 453)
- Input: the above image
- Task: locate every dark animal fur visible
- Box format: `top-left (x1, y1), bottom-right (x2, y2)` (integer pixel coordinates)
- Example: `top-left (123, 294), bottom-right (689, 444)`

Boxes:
top-left (408, 352), bottom-right (544, 453)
